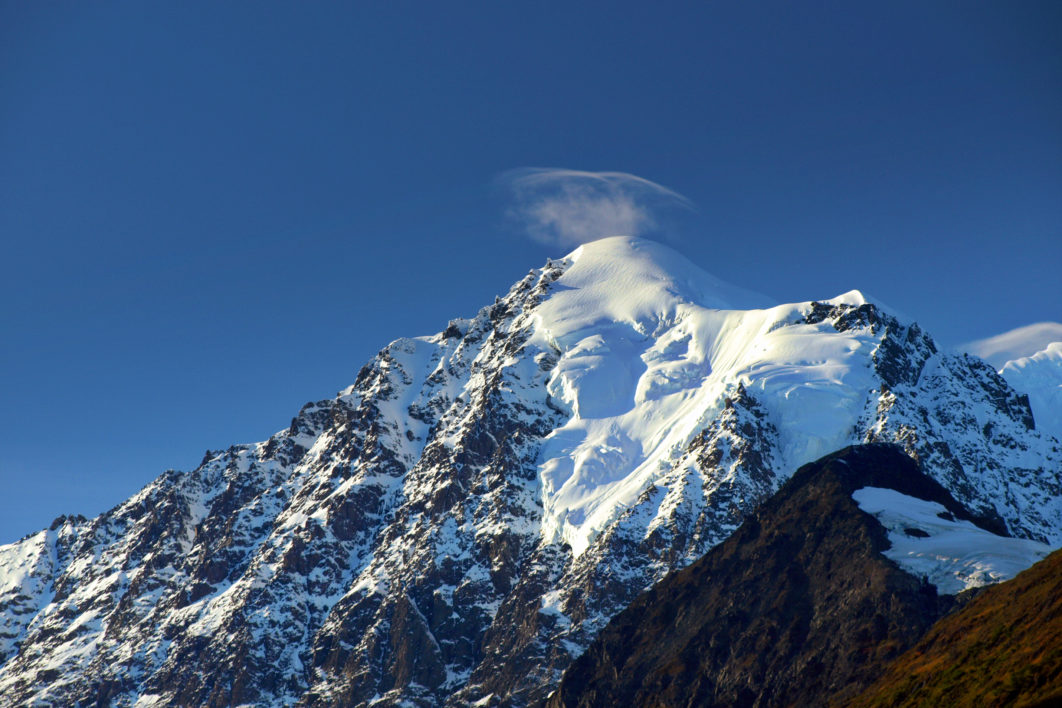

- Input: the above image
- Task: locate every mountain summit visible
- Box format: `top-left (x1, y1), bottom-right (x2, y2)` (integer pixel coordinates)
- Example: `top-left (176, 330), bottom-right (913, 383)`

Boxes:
top-left (962, 322), bottom-right (1062, 442)
top-left (1, 237), bottom-right (1059, 706)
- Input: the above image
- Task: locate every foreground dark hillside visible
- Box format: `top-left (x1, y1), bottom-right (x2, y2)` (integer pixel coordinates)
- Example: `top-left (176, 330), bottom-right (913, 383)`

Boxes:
top-left (849, 548), bottom-right (1062, 708)
top-left (545, 444), bottom-right (994, 708)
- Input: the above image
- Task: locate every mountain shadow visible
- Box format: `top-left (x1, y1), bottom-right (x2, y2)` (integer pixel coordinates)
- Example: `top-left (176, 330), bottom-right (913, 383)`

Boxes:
top-left (545, 443), bottom-right (1004, 708)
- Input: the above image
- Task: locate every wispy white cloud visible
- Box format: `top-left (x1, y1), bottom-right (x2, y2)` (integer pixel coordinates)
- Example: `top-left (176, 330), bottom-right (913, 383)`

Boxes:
top-left (498, 168), bottom-right (694, 247)
top-left (960, 321), bottom-right (1062, 369)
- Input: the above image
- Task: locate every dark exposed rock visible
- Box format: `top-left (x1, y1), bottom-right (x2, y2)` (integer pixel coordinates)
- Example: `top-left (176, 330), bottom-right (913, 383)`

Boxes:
top-left (545, 444), bottom-right (978, 708)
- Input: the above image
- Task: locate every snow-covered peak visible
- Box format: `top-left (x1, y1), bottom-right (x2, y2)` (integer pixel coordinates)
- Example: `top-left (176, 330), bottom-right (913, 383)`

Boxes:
top-left (533, 238), bottom-right (773, 353)
top-left (561, 236), bottom-right (775, 312)
top-left (961, 323), bottom-right (1062, 441)
top-left (507, 239), bottom-right (1061, 558)
top-left (962, 322), bottom-right (1062, 369)
top-left (1000, 342), bottom-right (1062, 442)
top-left (2, 238), bottom-right (1059, 707)
top-left (1005, 340), bottom-right (1062, 369)
top-left (821, 288), bottom-right (908, 321)
top-left (525, 240), bottom-right (964, 557)
top-left (827, 288), bottom-right (872, 306)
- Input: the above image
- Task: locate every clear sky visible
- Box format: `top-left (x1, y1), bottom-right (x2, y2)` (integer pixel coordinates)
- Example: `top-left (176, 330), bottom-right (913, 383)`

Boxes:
top-left (2, 1), bottom-right (1060, 544)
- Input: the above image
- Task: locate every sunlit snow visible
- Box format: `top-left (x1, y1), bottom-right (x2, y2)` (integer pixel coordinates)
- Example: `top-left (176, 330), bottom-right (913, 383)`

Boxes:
top-left (1000, 342), bottom-right (1062, 443)
top-left (962, 322), bottom-right (1062, 369)
top-left (853, 486), bottom-right (1053, 594)
top-left (531, 238), bottom-right (884, 555)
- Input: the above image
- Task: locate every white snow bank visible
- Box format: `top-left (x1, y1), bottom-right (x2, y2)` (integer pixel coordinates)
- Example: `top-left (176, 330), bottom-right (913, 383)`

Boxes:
top-left (853, 486), bottom-right (1053, 594)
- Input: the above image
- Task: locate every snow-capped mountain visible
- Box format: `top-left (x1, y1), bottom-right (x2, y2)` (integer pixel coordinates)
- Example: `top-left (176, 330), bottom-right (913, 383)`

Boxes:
top-left (1, 237), bottom-right (1059, 707)
top-left (962, 324), bottom-right (1062, 444)
top-left (997, 343), bottom-right (1062, 445)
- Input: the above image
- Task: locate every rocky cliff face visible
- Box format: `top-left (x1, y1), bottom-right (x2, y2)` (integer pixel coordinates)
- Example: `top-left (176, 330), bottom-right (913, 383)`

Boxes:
top-left (1, 237), bottom-right (1059, 706)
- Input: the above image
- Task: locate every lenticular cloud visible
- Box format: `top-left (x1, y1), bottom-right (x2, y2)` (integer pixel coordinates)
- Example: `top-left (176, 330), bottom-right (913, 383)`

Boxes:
top-left (500, 168), bottom-right (694, 247)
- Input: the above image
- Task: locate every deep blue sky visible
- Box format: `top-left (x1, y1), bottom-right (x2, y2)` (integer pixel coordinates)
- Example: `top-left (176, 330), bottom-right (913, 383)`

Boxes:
top-left (2, 1), bottom-right (1059, 544)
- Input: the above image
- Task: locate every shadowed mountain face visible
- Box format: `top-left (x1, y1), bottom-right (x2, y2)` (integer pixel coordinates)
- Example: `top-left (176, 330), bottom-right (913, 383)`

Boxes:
top-left (545, 444), bottom-right (1013, 708)
top-left (849, 547), bottom-right (1062, 708)
top-left (0, 238), bottom-right (1059, 706)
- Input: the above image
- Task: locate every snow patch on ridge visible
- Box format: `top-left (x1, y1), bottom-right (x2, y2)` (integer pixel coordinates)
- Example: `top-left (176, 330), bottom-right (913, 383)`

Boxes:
top-left (853, 487), bottom-right (1053, 594)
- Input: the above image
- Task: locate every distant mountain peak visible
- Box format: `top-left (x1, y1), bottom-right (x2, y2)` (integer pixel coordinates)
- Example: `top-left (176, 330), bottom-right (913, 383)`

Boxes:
top-left (961, 322), bottom-right (1062, 443)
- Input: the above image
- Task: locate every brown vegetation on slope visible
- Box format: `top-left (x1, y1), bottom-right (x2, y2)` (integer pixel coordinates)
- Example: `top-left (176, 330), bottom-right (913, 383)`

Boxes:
top-left (847, 548), bottom-right (1062, 708)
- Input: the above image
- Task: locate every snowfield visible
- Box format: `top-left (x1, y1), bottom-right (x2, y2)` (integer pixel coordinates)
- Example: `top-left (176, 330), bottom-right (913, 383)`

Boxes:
top-left (532, 240), bottom-right (885, 556)
top-left (854, 486), bottom-right (1052, 594)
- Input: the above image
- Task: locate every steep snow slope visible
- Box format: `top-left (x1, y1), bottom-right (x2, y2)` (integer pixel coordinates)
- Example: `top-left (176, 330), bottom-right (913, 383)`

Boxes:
top-left (528, 241), bottom-right (875, 556)
top-left (1, 237), bottom-right (1059, 707)
top-left (999, 342), bottom-right (1062, 444)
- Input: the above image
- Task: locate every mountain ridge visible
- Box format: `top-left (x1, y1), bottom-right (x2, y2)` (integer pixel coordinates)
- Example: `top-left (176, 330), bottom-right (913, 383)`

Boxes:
top-left (1, 237), bottom-right (1059, 706)
top-left (544, 443), bottom-right (1031, 708)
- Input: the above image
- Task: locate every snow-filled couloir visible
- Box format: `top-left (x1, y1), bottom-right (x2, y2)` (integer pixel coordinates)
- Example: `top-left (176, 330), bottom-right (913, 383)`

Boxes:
top-left (1, 236), bottom-right (1060, 707)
